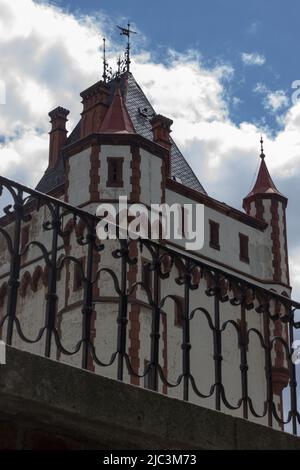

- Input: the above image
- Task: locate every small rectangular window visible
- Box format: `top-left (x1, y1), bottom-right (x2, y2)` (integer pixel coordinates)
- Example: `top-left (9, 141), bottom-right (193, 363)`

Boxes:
top-left (73, 258), bottom-right (84, 291)
top-left (141, 258), bottom-right (152, 290)
top-left (107, 157), bottom-right (124, 187)
top-left (239, 233), bottom-right (249, 263)
top-left (174, 296), bottom-right (184, 328)
top-left (144, 359), bottom-right (151, 389)
top-left (209, 220), bottom-right (220, 250)
top-left (21, 225), bottom-right (30, 250)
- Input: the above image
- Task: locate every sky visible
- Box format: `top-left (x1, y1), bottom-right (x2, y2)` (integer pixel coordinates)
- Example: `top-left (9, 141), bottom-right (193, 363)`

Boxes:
top-left (0, 0), bottom-right (300, 302)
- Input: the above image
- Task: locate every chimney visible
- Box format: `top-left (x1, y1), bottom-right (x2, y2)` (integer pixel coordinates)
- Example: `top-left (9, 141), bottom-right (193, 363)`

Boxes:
top-left (80, 81), bottom-right (110, 138)
top-left (48, 107), bottom-right (69, 169)
top-left (150, 114), bottom-right (173, 151)
top-left (150, 114), bottom-right (173, 176)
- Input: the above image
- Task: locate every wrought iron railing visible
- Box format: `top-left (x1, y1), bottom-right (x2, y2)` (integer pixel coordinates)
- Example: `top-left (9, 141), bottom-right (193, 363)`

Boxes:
top-left (0, 175), bottom-right (299, 434)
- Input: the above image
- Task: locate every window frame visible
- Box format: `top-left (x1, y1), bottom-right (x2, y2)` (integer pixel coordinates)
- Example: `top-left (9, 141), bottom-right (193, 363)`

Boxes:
top-left (73, 257), bottom-right (85, 292)
top-left (106, 157), bottom-right (124, 188)
top-left (239, 233), bottom-right (249, 264)
top-left (141, 258), bottom-right (152, 291)
top-left (209, 219), bottom-right (220, 251)
top-left (174, 295), bottom-right (184, 328)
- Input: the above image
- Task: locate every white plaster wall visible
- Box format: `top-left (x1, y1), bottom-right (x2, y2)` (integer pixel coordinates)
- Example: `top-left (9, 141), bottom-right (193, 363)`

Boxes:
top-left (68, 148), bottom-right (91, 206)
top-left (140, 148), bottom-right (162, 206)
top-left (166, 189), bottom-right (274, 282)
top-left (99, 145), bottom-right (132, 200)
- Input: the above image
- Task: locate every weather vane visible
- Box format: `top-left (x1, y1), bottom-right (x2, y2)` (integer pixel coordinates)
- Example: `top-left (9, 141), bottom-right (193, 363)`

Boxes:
top-left (117, 22), bottom-right (137, 73)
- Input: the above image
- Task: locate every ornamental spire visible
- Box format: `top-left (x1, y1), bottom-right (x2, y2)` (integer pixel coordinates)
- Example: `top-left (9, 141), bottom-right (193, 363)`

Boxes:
top-left (117, 22), bottom-right (137, 73)
top-left (260, 135), bottom-right (265, 159)
top-left (102, 37), bottom-right (108, 82)
top-left (243, 138), bottom-right (285, 202)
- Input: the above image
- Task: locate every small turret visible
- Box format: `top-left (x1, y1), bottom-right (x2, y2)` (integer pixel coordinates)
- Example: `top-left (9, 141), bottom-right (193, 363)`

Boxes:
top-left (243, 138), bottom-right (289, 287)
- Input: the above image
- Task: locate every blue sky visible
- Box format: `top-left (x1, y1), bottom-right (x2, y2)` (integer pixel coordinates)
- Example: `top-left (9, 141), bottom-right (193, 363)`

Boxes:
top-left (46, 0), bottom-right (298, 130)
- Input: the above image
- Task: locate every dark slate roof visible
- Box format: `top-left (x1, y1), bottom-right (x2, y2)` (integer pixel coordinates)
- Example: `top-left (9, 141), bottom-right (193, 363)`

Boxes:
top-left (124, 74), bottom-right (205, 193)
top-left (35, 156), bottom-right (64, 193)
top-left (36, 73), bottom-right (206, 194)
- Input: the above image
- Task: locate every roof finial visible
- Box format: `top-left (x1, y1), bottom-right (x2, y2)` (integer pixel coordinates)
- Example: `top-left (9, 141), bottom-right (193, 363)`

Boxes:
top-left (117, 22), bottom-right (137, 73)
top-left (117, 55), bottom-right (122, 78)
top-left (260, 135), bottom-right (265, 159)
top-left (102, 37), bottom-right (113, 82)
top-left (102, 37), bottom-right (107, 82)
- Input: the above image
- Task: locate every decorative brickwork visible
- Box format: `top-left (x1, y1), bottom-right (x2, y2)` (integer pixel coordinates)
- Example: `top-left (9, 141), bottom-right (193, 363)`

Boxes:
top-left (128, 144), bottom-right (142, 385)
top-left (89, 144), bottom-right (101, 201)
top-left (270, 199), bottom-right (282, 283)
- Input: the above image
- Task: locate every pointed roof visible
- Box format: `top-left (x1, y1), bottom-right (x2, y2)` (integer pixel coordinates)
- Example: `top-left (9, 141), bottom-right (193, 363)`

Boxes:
top-left (244, 143), bottom-right (286, 201)
top-left (246, 158), bottom-right (280, 197)
top-left (36, 73), bottom-right (206, 194)
top-left (100, 81), bottom-right (135, 134)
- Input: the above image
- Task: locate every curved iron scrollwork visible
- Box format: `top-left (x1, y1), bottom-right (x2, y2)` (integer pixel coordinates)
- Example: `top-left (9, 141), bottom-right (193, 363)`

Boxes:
top-left (0, 175), bottom-right (299, 435)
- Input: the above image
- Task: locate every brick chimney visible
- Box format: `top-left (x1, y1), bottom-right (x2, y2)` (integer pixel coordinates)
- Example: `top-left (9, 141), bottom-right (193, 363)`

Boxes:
top-left (80, 81), bottom-right (110, 138)
top-left (150, 114), bottom-right (173, 151)
top-left (150, 114), bottom-right (173, 176)
top-left (48, 107), bottom-right (69, 169)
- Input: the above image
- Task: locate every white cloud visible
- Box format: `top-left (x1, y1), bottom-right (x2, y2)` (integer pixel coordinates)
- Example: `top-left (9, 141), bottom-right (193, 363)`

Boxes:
top-left (133, 53), bottom-right (231, 124)
top-left (265, 90), bottom-right (289, 113)
top-left (254, 82), bottom-right (289, 114)
top-left (253, 82), bottom-right (268, 94)
top-left (241, 52), bottom-right (266, 66)
top-left (247, 22), bottom-right (260, 35)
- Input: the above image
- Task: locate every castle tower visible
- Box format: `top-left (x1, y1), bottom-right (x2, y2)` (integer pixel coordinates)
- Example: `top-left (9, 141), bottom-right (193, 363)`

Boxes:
top-left (243, 139), bottom-right (291, 417)
top-left (243, 138), bottom-right (290, 290)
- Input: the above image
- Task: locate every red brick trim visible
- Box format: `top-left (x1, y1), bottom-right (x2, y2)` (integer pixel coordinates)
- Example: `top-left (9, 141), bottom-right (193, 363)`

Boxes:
top-left (73, 256), bottom-right (85, 292)
top-left (283, 209), bottom-right (290, 285)
top-left (162, 311), bottom-right (168, 394)
top-left (167, 179), bottom-right (267, 231)
top-left (272, 367), bottom-right (290, 395)
top-left (80, 81), bottom-right (110, 139)
top-left (166, 239), bottom-right (292, 290)
top-left (270, 199), bottom-right (282, 283)
top-left (243, 192), bottom-right (287, 208)
top-left (19, 266), bottom-right (48, 298)
top-left (89, 144), bottom-right (100, 200)
top-left (63, 133), bottom-right (168, 161)
top-left (64, 158), bottom-right (70, 203)
top-left (127, 144), bottom-right (142, 385)
top-left (130, 144), bottom-right (141, 202)
top-left (255, 199), bottom-right (265, 221)
top-left (161, 155), bottom-right (167, 204)
top-left (88, 246), bottom-right (101, 373)
top-left (0, 186), bottom-right (65, 227)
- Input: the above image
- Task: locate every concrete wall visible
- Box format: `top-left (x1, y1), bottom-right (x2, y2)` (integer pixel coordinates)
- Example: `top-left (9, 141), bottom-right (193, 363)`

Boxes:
top-left (0, 347), bottom-right (299, 450)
